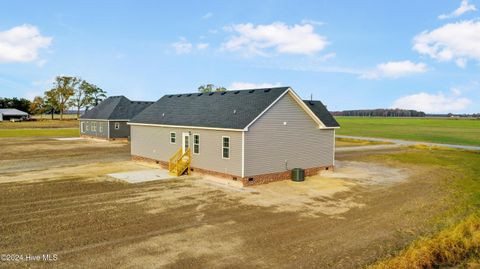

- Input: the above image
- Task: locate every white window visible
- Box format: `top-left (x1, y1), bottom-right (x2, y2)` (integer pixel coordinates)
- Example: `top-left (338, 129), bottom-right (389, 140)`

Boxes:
top-left (86, 122), bottom-right (89, 131)
top-left (222, 136), bottom-right (230, 159)
top-left (99, 124), bottom-right (103, 133)
top-left (81, 122), bottom-right (85, 133)
top-left (170, 132), bottom-right (176, 144)
top-left (92, 122), bottom-right (96, 131)
top-left (193, 134), bottom-right (200, 154)
top-left (114, 122), bottom-right (120, 130)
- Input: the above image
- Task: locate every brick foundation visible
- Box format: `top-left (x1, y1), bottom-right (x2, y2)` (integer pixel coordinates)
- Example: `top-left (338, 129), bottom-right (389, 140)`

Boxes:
top-left (131, 155), bottom-right (334, 187)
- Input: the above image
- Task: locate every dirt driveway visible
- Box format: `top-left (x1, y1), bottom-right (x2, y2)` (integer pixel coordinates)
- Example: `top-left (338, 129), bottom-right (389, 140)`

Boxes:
top-left (0, 137), bottom-right (451, 268)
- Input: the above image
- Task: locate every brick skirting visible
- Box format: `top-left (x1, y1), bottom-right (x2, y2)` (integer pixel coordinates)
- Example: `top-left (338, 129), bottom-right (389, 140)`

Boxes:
top-left (131, 155), bottom-right (334, 186)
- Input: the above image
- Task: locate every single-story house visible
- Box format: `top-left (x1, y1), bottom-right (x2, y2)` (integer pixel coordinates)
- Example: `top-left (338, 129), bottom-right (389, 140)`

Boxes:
top-left (129, 87), bottom-right (339, 186)
top-left (0, 108), bottom-right (29, 122)
top-left (79, 96), bottom-right (154, 140)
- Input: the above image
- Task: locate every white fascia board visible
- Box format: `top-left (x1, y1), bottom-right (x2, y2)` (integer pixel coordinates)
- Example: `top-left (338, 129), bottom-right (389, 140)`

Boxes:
top-left (80, 119), bottom-right (130, 122)
top-left (127, 122), bottom-right (244, 132)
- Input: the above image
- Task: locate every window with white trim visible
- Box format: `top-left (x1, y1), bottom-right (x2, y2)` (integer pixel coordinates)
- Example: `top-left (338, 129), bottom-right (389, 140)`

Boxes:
top-left (193, 134), bottom-right (200, 154)
top-left (114, 122), bottom-right (120, 130)
top-left (92, 122), bottom-right (96, 131)
top-left (222, 136), bottom-right (230, 159)
top-left (170, 132), bottom-right (176, 144)
top-left (86, 122), bottom-right (89, 131)
top-left (81, 122), bottom-right (85, 133)
top-left (99, 124), bottom-right (103, 133)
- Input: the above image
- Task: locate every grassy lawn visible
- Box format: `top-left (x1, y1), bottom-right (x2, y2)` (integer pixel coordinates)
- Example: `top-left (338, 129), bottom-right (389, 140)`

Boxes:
top-left (335, 117), bottom-right (480, 146)
top-left (0, 119), bottom-right (78, 129)
top-left (0, 128), bottom-right (79, 137)
top-left (368, 147), bottom-right (480, 268)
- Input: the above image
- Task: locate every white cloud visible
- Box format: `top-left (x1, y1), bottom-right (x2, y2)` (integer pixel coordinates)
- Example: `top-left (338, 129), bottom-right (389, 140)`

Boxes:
top-left (222, 22), bottom-right (328, 56)
top-left (300, 19), bottom-right (325, 26)
top-left (202, 12), bottom-right (213, 19)
top-left (0, 24), bottom-right (52, 63)
top-left (439, 0), bottom-right (476, 19)
top-left (413, 20), bottom-right (480, 67)
top-left (196, 43), bottom-right (209, 49)
top-left (172, 37), bottom-right (193, 54)
top-left (361, 60), bottom-right (427, 79)
top-left (392, 91), bottom-right (471, 113)
top-left (228, 82), bottom-right (282, 90)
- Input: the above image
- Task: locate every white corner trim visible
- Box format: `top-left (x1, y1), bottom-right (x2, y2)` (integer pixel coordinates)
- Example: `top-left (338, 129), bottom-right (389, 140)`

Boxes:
top-left (241, 131), bottom-right (245, 178)
top-left (332, 129), bottom-right (336, 166)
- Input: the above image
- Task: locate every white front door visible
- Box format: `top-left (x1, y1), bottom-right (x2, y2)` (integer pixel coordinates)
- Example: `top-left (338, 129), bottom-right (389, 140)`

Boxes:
top-left (182, 132), bottom-right (190, 153)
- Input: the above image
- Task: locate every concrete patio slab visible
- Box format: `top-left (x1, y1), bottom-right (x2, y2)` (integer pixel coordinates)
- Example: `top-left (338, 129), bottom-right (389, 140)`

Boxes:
top-left (108, 169), bottom-right (177, 183)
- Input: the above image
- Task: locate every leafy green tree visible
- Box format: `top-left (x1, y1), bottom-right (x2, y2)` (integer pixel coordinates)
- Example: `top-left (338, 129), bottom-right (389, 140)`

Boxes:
top-left (44, 89), bottom-right (59, 119)
top-left (0, 97), bottom-right (31, 112)
top-left (46, 76), bottom-right (79, 120)
top-left (69, 80), bottom-right (94, 118)
top-left (198, 84), bottom-right (227, 93)
top-left (29, 96), bottom-right (46, 117)
top-left (86, 83), bottom-right (107, 108)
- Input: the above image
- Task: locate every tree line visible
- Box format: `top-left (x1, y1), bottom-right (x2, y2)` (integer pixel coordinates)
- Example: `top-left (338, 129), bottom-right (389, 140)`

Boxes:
top-left (0, 97), bottom-right (32, 113)
top-left (332, 109), bottom-right (426, 117)
top-left (30, 76), bottom-right (107, 119)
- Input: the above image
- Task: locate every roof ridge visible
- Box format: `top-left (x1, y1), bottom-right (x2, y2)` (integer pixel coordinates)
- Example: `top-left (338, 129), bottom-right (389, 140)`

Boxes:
top-left (165, 86), bottom-right (289, 96)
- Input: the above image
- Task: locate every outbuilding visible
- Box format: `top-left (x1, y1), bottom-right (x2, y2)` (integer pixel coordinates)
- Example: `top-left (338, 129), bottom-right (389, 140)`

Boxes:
top-left (129, 87), bottom-right (339, 186)
top-left (0, 109), bottom-right (29, 122)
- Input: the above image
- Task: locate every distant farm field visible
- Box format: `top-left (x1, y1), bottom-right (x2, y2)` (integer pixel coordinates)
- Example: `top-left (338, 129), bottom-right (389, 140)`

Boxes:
top-left (335, 117), bottom-right (480, 146)
top-left (0, 128), bottom-right (79, 138)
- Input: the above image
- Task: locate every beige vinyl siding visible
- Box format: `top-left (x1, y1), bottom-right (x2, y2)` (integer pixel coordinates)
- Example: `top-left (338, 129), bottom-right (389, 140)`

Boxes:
top-left (244, 93), bottom-right (334, 177)
top-left (131, 125), bottom-right (242, 176)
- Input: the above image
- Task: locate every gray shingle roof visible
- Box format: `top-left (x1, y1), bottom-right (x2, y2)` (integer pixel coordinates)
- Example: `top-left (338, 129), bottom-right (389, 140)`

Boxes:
top-left (130, 87), bottom-right (339, 129)
top-left (80, 96), bottom-right (154, 120)
top-left (130, 87), bottom-right (289, 129)
top-left (303, 100), bottom-right (340, 128)
top-left (0, 108), bottom-right (29, 116)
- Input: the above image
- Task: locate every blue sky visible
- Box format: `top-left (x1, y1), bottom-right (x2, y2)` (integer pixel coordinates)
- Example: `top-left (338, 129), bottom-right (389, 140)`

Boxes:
top-left (0, 0), bottom-right (479, 113)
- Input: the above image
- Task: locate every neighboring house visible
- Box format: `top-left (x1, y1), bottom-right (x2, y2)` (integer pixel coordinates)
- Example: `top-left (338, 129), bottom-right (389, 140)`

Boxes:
top-left (0, 109), bottom-right (29, 122)
top-left (129, 87), bottom-right (339, 186)
top-left (79, 96), bottom-right (154, 140)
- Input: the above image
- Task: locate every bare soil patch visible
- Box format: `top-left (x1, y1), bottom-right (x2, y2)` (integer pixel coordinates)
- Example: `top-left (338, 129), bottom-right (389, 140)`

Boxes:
top-left (0, 137), bottom-right (453, 268)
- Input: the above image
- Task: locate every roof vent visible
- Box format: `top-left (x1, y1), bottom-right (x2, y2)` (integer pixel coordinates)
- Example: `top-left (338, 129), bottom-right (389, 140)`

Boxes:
top-left (234, 91), bottom-right (240, 94)
top-left (198, 93), bottom-right (203, 96)
top-left (308, 101), bottom-right (314, 105)
top-left (233, 109), bottom-right (237, 114)
top-left (187, 94), bottom-right (192, 97)
top-left (221, 92), bottom-right (227, 95)
top-left (208, 92), bottom-right (214, 96)
top-left (248, 90), bottom-right (255, 93)
top-left (177, 94), bottom-right (182, 97)
top-left (168, 95), bottom-right (173, 98)
top-left (264, 89), bottom-right (271, 92)
top-left (162, 113), bottom-right (165, 117)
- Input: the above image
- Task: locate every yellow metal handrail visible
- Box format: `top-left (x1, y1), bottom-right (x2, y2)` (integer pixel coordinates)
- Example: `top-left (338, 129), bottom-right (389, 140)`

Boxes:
top-left (168, 147), bottom-right (182, 172)
top-left (168, 147), bottom-right (191, 176)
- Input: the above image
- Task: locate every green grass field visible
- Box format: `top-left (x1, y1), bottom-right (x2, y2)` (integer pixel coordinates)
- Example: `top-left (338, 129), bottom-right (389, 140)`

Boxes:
top-left (368, 147), bottom-right (480, 268)
top-left (0, 128), bottom-right (79, 138)
top-left (336, 117), bottom-right (480, 146)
